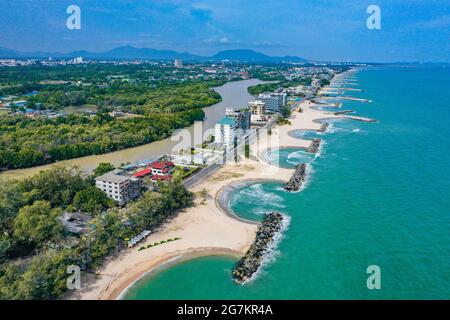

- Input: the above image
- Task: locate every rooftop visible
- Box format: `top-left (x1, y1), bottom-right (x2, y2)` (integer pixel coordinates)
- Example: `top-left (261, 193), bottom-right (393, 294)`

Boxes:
top-left (149, 161), bottom-right (175, 170)
top-left (217, 116), bottom-right (237, 126)
top-left (60, 212), bottom-right (92, 235)
top-left (95, 169), bottom-right (131, 183)
top-left (133, 168), bottom-right (152, 178)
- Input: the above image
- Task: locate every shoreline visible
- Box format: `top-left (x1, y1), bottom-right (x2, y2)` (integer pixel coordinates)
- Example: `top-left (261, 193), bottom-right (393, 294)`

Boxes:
top-left (115, 247), bottom-right (242, 300)
top-left (67, 69), bottom-right (367, 300)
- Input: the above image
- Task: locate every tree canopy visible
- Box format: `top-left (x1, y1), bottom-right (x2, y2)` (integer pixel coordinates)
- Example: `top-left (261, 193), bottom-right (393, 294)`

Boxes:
top-left (13, 201), bottom-right (63, 245)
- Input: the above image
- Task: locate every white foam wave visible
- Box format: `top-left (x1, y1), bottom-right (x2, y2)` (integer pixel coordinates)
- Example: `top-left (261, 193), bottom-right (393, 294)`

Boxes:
top-left (233, 183), bottom-right (285, 209)
top-left (314, 139), bottom-right (326, 158)
top-left (287, 150), bottom-right (311, 160)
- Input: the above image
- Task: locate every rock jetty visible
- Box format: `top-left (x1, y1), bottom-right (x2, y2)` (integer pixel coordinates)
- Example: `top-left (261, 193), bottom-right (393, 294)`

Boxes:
top-left (232, 212), bottom-right (284, 284)
top-left (306, 138), bottom-right (321, 153)
top-left (333, 110), bottom-right (353, 115)
top-left (319, 123), bottom-right (329, 132)
top-left (283, 163), bottom-right (307, 192)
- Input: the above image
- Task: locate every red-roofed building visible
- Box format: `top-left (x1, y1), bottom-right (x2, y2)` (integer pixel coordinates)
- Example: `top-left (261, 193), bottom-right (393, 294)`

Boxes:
top-left (133, 168), bottom-right (152, 178)
top-left (151, 174), bottom-right (172, 181)
top-left (149, 161), bottom-right (175, 176)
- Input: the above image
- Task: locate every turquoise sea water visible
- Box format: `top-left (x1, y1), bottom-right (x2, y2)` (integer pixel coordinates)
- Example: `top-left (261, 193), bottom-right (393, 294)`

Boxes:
top-left (124, 66), bottom-right (450, 299)
top-left (263, 147), bottom-right (315, 169)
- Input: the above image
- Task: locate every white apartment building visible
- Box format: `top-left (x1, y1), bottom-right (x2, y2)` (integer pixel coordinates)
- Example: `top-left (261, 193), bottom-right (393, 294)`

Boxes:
top-left (248, 100), bottom-right (267, 124)
top-left (95, 169), bottom-right (141, 206)
top-left (215, 116), bottom-right (238, 149)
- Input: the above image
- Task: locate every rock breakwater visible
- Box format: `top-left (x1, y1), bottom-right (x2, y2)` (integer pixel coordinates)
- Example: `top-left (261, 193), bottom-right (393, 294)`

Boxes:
top-left (283, 163), bottom-right (307, 192)
top-left (306, 138), bottom-right (321, 153)
top-left (319, 123), bottom-right (329, 132)
top-left (232, 212), bottom-right (284, 284)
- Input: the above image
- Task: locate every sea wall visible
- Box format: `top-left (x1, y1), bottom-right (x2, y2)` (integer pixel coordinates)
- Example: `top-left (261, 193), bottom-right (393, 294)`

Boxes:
top-left (283, 163), bottom-right (307, 192)
top-left (232, 212), bottom-right (284, 284)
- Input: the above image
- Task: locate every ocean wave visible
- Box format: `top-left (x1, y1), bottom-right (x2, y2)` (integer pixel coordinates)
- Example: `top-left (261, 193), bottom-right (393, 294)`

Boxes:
top-left (230, 183), bottom-right (286, 209)
top-left (313, 139), bottom-right (326, 158)
top-left (287, 150), bottom-right (306, 159)
top-left (300, 164), bottom-right (314, 192)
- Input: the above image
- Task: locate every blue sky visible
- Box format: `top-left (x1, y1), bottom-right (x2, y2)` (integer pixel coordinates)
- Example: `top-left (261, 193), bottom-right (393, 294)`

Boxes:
top-left (0, 0), bottom-right (449, 62)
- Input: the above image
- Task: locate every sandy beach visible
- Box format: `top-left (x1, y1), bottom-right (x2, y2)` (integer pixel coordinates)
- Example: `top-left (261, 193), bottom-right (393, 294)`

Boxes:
top-left (67, 98), bottom-right (343, 300)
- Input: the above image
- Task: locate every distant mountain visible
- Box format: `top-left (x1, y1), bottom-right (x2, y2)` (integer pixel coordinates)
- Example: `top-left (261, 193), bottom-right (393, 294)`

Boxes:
top-left (75, 46), bottom-right (202, 60)
top-left (0, 47), bottom-right (21, 57)
top-left (0, 46), bottom-right (307, 63)
top-left (212, 49), bottom-right (307, 63)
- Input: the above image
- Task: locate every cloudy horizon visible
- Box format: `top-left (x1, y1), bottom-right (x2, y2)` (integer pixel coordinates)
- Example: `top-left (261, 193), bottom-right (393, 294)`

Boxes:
top-left (0, 0), bottom-right (449, 62)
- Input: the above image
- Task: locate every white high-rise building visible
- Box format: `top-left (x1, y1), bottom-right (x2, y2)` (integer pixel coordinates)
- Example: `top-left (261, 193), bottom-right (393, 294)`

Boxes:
top-left (215, 116), bottom-right (237, 149)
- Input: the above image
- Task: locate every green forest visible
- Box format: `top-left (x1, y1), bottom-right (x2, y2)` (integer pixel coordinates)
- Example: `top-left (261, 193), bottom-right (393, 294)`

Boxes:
top-left (247, 77), bottom-right (312, 95)
top-left (0, 64), bottom-right (224, 170)
top-left (0, 166), bottom-right (193, 299)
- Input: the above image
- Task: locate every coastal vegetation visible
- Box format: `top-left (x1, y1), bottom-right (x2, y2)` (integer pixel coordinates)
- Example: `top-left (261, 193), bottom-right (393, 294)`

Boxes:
top-left (247, 78), bottom-right (312, 95)
top-left (0, 64), bottom-right (224, 170)
top-left (276, 116), bottom-right (291, 126)
top-left (0, 93), bottom-right (216, 170)
top-left (0, 166), bottom-right (193, 299)
top-left (137, 237), bottom-right (182, 251)
top-left (92, 162), bottom-right (116, 177)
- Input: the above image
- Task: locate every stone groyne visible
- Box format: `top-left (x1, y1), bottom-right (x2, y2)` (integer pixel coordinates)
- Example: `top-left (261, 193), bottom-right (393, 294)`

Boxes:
top-left (319, 123), bottom-right (329, 132)
top-left (231, 212), bottom-right (284, 284)
top-left (333, 110), bottom-right (353, 115)
top-left (306, 138), bottom-right (321, 153)
top-left (283, 163), bottom-right (307, 192)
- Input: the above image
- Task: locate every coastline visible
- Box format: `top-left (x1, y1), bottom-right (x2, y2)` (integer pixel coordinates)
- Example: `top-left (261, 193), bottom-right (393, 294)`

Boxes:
top-left (114, 248), bottom-right (243, 300)
top-left (67, 70), bottom-right (360, 300)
